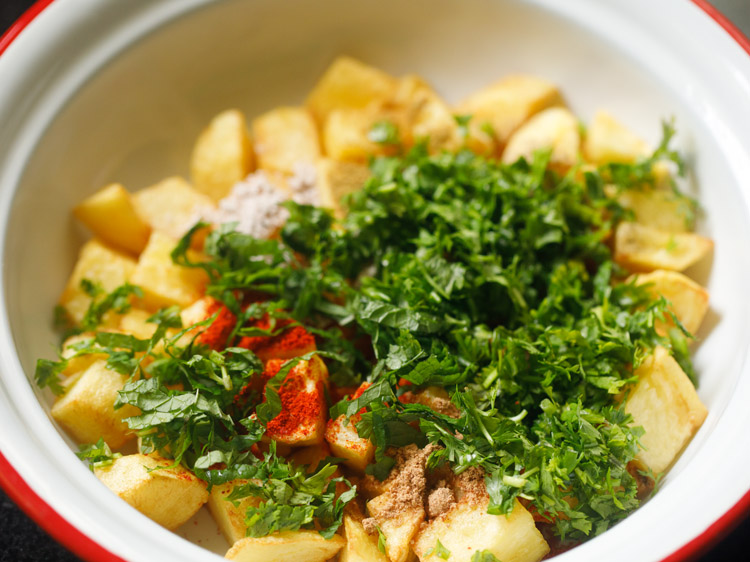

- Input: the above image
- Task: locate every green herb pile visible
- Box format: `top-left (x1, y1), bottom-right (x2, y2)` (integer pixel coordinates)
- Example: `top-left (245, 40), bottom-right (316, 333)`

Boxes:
top-left (37, 124), bottom-right (697, 543)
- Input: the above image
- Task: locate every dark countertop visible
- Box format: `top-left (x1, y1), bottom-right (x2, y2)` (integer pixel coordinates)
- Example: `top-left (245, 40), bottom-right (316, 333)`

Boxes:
top-left (1, 1), bottom-right (749, 561)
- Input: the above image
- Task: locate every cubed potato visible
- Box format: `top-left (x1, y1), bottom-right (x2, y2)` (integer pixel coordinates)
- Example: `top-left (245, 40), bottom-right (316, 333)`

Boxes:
top-left (252, 107), bottom-right (321, 174)
top-left (207, 479), bottom-right (261, 545)
top-left (190, 109), bottom-right (254, 202)
top-left (412, 499), bottom-right (549, 562)
top-left (392, 75), bottom-right (460, 153)
top-left (614, 222), bottom-right (713, 272)
top-left (50, 360), bottom-right (139, 449)
top-left (132, 176), bottom-right (215, 241)
top-left (289, 443), bottom-right (332, 473)
top-left (264, 355), bottom-right (329, 446)
top-left (625, 346), bottom-right (708, 474)
top-left (583, 110), bottom-right (651, 165)
top-left (129, 231), bottom-right (208, 310)
top-left (340, 514), bottom-right (389, 562)
top-left (501, 107), bottom-right (580, 171)
top-left (456, 75), bottom-right (564, 151)
top-left (615, 187), bottom-right (693, 233)
top-left (94, 453), bottom-right (208, 530)
top-left (323, 107), bottom-right (390, 162)
top-left (306, 56), bottom-right (398, 125)
top-left (367, 491), bottom-right (424, 562)
top-left (73, 183), bottom-right (151, 255)
top-left (59, 239), bottom-right (137, 327)
top-left (631, 270), bottom-right (709, 336)
top-left (226, 531), bottom-right (345, 562)
top-left (325, 414), bottom-right (374, 473)
top-left (60, 333), bottom-right (106, 376)
top-left (117, 308), bottom-right (160, 340)
top-left (316, 158), bottom-right (370, 217)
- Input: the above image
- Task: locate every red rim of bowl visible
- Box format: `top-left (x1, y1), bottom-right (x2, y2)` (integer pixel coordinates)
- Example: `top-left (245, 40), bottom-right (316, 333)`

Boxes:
top-left (0, 1), bottom-right (749, 561)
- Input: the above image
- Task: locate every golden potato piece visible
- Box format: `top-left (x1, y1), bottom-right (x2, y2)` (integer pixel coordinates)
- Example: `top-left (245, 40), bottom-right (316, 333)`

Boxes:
top-left (456, 75), bottom-right (564, 150)
top-left (615, 187), bottom-right (693, 233)
top-left (367, 491), bottom-right (424, 562)
top-left (340, 514), bottom-right (388, 562)
top-left (207, 479), bottom-right (261, 545)
top-left (307, 56), bottom-right (397, 125)
top-left (322, 107), bottom-right (388, 162)
top-left (59, 239), bottom-right (137, 327)
top-left (584, 110), bottom-right (650, 165)
top-left (501, 107), bottom-right (580, 171)
top-left (94, 453), bottom-right (208, 530)
top-left (392, 75), bottom-right (460, 153)
top-left (50, 360), bottom-right (139, 449)
top-left (412, 499), bottom-right (549, 562)
top-left (252, 107), bottom-right (321, 174)
top-left (190, 109), bottom-right (254, 202)
top-left (226, 531), bottom-right (346, 562)
top-left (625, 346), bottom-right (708, 474)
top-left (316, 158), bottom-right (370, 218)
top-left (325, 414), bottom-right (375, 473)
top-left (60, 333), bottom-right (106, 376)
top-left (614, 222), bottom-right (713, 272)
top-left (631, 270), bottom-right (709, 336)
top-left (129, 231), bottom-right (208, 310)
top-left (73, 184), bottom-right (151, 255)
top-left (264, 355), bottom-right (329, 447)
top-left (133, 176), bottom-right (215, 242)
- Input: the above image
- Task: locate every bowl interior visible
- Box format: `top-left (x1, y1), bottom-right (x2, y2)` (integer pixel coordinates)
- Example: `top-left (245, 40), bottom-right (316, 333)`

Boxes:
top-left (2, 0), bottom-right (750, 560)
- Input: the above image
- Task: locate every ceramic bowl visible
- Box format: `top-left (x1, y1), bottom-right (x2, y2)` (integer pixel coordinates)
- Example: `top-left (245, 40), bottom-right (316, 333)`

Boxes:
top-left (1, 1), bottom-right (749, 561)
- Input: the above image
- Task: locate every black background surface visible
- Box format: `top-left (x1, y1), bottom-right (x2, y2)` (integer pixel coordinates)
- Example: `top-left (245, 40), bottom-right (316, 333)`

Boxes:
top-left (1, 1), bottom-right (749, 561)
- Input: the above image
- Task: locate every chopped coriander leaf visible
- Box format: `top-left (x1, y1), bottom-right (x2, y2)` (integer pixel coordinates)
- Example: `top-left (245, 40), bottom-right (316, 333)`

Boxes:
top-left (470, 551), bottom-right (503, 562)
top-left (76, 437), bottom-right (122, 470)
top-left (228, 444), bottom-right (356, 539)
top-left (368, 120), bottom-right (401, 145)
top-left (425, 539), bottom-right (451, 559)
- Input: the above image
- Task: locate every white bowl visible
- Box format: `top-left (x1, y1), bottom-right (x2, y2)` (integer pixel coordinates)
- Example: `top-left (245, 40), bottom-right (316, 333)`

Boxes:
top-left (1, 1), bottom-right (750, 561)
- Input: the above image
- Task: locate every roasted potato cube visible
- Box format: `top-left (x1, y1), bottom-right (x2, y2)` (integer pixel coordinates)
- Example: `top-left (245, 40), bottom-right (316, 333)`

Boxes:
top-left (264, 355), bottom-right (329, 446)
top-left (456, 75), bottom-right (563, 151)
top-left (367, 491), bottom-right (424, 562)
top-left (226, 531), bottom-right (345, 562)
top-left (307, 56), bottom-right (397, 125)
top-left (501, 107), bottom-right (580, 171)
top-left (625, 346), bottom-right (708, 473)
top-left (59, 239), bottom-right (137, 327)
top-left (73, 183), bottom-right (151, 255)
top-left (325, 414), bottom-right (374, 473)
top-left (117, 308), bottom-right (160, 340)
top-left (60, 333), bottom-right (106, 376)
top-left (129, 231), bottom-right (208, 310)
top-left (94, 453), bottom-right (208, 530)
top-left (614, 222), bottom-right (713, 272)
top-left (631, 270), bottom-right (709, 336)
top-left (50, 360), bottom-right (139, 449)
top-left (340, 514), bottom-right (389, 562)
top-left (584, 110), bottom-right (650, 164)
top-left (412, 499), bottom-right (549, 562)
top-left (132, 176), bottom-right (215, 241)
top-left (322, 107), bottom-right (388, 162)
top-left (190, 109), bottom-right (254, 202)
top-left (316, 158), bottom-right (370, 217)
top-left (207, 479), bottom-right (261, 545)
top-left (289, 443), bottom-right (333, 473)
top-left (615, 187), bottom-right (693, 233)
top-left (252, 107), bottom-right (321, 174)
top-left (392, 75), bottom-right (460, 153)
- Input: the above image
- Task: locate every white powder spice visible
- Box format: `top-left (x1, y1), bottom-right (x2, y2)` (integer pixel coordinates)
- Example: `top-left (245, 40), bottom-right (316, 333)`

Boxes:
top-left (199, 161), bottom-right (319, 239)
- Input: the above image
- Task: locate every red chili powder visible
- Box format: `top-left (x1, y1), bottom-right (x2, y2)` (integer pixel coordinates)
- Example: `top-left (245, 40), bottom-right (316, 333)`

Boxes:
top-left (238, 315), bottom-right (316, 362)
top-left (197, 302), bottom-right (237, 350)
top-left (264, 360), bottom-right (323, 439)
